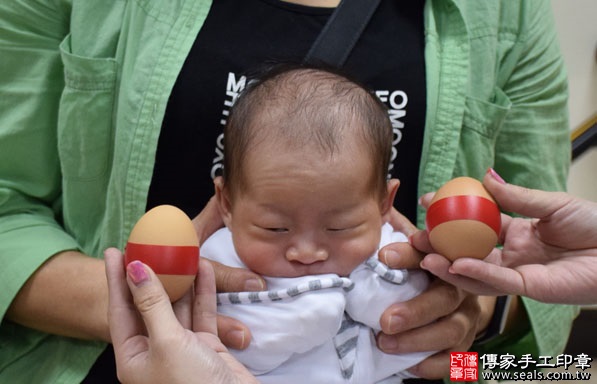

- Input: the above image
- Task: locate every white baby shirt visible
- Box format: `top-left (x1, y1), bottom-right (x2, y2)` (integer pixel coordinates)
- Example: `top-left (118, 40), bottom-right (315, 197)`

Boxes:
top-left (200, 224), bottom-right (432, 384)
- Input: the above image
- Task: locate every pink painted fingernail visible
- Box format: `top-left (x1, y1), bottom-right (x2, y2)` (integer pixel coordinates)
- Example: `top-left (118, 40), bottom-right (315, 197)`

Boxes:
top-left (127, 261), bottom-right (149, 285)
top-left (488, 168), bottom-right (506, 184)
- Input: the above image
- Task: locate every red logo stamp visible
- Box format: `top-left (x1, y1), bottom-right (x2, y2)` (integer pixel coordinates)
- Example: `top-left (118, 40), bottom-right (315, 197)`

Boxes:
top-left (450, 352), bottom-right (479, 381)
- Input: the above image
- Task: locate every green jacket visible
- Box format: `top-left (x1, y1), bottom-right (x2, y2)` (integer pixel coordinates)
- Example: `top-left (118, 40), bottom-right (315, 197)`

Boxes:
top-left (0, 0), bottom-right (577, 382)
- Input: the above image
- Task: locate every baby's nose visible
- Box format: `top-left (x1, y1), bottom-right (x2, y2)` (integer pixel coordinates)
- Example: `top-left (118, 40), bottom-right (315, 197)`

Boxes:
top-left (286, 246), bottom-right (328, 264)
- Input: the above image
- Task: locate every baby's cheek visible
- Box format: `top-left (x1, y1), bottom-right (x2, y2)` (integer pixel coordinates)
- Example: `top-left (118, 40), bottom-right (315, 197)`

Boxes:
top-left (238, 243), bottom-right (282, 275)
top-left (338, 238), bottom-right (379, 272)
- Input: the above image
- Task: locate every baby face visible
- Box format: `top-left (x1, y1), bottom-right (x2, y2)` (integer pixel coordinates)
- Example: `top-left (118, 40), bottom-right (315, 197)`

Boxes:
top-left (218, 143), bottom-right (395, 278)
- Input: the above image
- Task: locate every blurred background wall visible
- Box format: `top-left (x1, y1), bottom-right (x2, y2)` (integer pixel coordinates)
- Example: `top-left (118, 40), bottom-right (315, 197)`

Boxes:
top-left (551, 0), bottom-right (597, 201)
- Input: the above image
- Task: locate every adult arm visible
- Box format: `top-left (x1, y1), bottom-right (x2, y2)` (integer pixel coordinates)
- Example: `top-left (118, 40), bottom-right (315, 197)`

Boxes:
top-left (1, 0), bottom-right (257, 347)
top-left (0, 0), bottom-right (113, 340)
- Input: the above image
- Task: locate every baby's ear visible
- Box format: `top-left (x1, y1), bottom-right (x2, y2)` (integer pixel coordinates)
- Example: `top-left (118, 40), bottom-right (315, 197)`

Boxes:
top-left (214, 176), bottom-right (233, 227)
top-left (381, 179), bottom-right (400, 221)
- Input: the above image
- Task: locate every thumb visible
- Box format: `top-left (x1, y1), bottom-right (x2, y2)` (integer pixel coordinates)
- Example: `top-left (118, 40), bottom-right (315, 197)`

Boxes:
top-left (209, 259), bottom-right (266, 292)
top-left (483, 169), bottom-right (569, 219)
top-left (125, 261), bottom-right (183, 340)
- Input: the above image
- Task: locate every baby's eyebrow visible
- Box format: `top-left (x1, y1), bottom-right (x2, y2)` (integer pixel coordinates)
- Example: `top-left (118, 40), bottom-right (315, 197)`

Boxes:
top-left (324, 203), bottom-right (363, 216)
top-left (255, 202), bottom-right (286, 213)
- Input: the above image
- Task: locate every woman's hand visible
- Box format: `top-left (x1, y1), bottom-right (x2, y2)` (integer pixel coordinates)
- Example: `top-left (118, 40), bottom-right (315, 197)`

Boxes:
top-left (419, 169), bottom-right (597, 304)
top-left (105, 247), bottom-right (258, 384)
top-left (191, 196), bottom-right (266, 349)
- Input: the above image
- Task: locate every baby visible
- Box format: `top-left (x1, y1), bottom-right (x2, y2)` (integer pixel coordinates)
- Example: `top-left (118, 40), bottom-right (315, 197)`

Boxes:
top-left (201, 64), bottom-right (431, 383)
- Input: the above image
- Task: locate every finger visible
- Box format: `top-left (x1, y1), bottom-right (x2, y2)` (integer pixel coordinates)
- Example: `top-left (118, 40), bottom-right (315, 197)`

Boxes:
top-left (483, 169), bottom-right (570, 219)
top-left (192, 195), bottom-right (225, 244)
top-left (193, 259), bottom-right (218, 335)
top-left (388, 207), bottom-right (418, 236)
top-left (172, 285), bottom-right (193, 329)
top-left (379, 279), bottom-right (464, 334)
top-left (209, 259), bottom-right (266, 292)
top-left (217, 314), bottom-right (252, 350)
top-left (449, 257), bottom-right (525, 296)
top-left (378, 241), bottom-right (424, 269)
top-left (378, 295), bottom-right (479, 354)
top-left (406, 351), bottom-right (452, 380)
top-left (419, 253), bottom-right (453, 281)
top-left (105, 247), bottom-right (141, 347)
top-left (420, 253), bottom-right (506, 296)
top-left (189, 257), bottom-right (257, 364)
top-left (378, 306), bottom-right (471, 353)
top-left (419, 192), bottom-right (435, 209)
top-left (408, 229), bottom-right (434, 254)
top-left (202, 260), bottom-right (255, 350)
top-left (124, 260), bottom-right (183, 342)
top-left (496, 212), bottom-right (514, 245)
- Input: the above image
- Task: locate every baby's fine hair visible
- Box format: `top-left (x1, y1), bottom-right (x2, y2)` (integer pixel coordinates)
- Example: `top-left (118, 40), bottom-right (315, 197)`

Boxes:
top-left (223, 63), bottom-right (393, 197)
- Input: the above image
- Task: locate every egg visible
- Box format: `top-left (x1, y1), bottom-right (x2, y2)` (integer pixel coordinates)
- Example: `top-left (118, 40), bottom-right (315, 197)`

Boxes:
top-left (125, 205), bottom-right (199, 301)
top-left (425, 177), bottom-right (501, 261)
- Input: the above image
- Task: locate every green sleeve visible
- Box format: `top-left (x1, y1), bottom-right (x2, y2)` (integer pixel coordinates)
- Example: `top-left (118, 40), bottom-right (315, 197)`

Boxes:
top-left (494, 1), bottom-right (570, 191)
top-left (0, 0), bottom-right (78, 319)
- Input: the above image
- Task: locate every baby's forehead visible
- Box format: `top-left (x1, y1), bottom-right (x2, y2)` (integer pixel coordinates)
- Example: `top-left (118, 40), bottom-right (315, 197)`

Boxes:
top-left (248, 106), bottom-right (366, 143)
top-left (241, 137), bottom-right (376, 191)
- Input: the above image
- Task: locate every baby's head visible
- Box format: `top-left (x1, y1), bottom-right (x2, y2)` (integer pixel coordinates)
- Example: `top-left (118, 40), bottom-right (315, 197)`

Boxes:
top-left (215, 64), bottom-right (399, 277)
top-left (222, 64), bottom-right (393, 201)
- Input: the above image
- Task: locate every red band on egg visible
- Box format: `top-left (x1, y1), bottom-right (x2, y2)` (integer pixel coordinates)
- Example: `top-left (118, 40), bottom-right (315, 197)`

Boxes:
top-left (426, 195), bottom-right (501, 235)
top-left (125, 243), bottom-right (199, 275)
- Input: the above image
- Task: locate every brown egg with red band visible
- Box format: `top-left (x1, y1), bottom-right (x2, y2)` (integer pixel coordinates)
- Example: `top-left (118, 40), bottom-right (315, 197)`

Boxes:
top-left (425, 177), bottom-right (501, 261)
top-left (125, 205), bottom-right (199, 301)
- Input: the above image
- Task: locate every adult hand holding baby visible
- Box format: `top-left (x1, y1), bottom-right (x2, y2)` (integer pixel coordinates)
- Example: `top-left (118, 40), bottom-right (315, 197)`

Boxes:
top-left (191, 196), bottom-right (265, 350)
top-left (375, 206), bottom-right (494, 379)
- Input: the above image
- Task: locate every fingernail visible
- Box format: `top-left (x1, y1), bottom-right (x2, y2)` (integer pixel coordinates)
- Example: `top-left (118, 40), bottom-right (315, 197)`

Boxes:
top-left (127, 261), bottom-right (149, 285)
top-left (488, 168), bottom-right (506, 184)
top-left (227, 329), bottom-right (247, 350)
top-left (244, 278), bottom-right (265, 291)
top-left (407, 365), bottom-right (421, 377)
top-left (381, 249), bottom-right (400, 266)
top-left (419, 259), bottom-right (428, 270)
top-left (386, 314), bottom-right (404, 334)
top-left (378, 334), bottom-right (400, 351)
